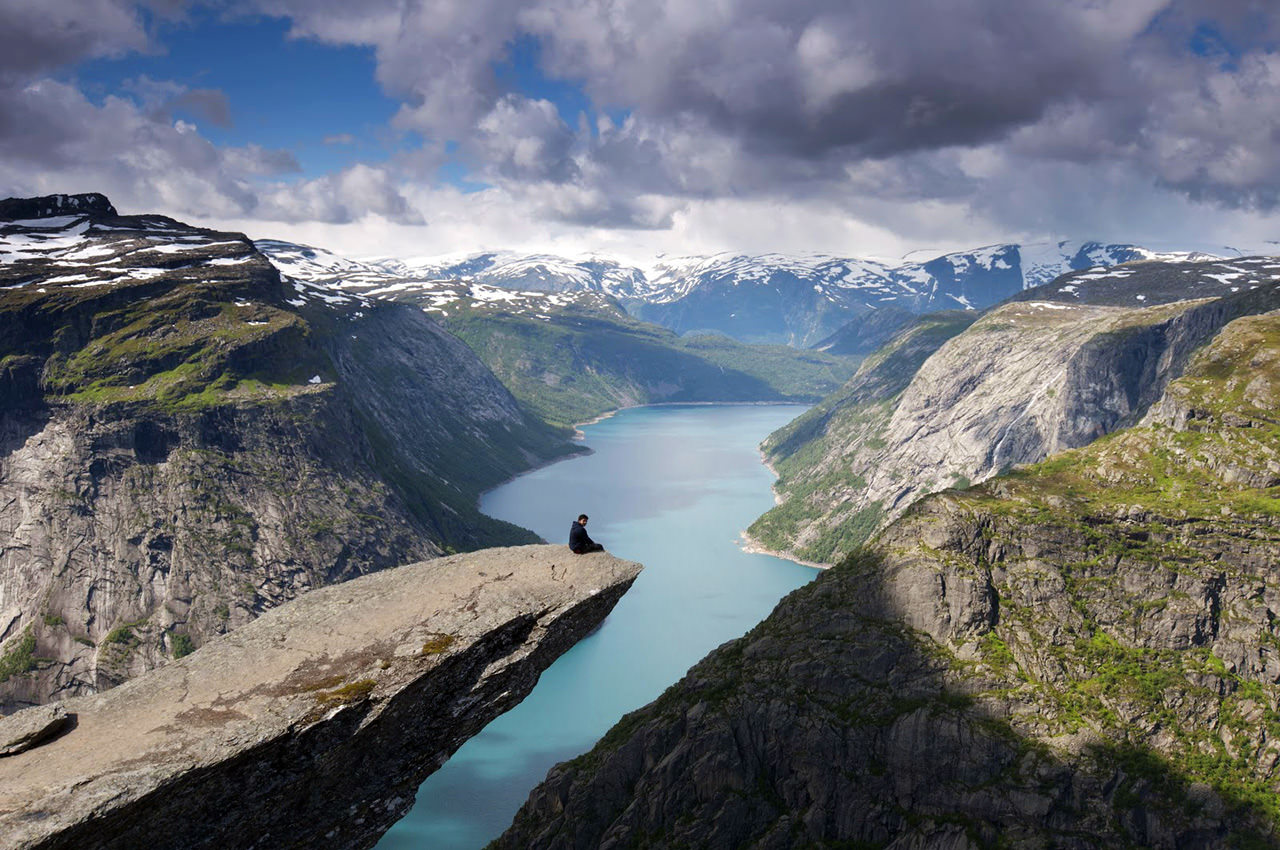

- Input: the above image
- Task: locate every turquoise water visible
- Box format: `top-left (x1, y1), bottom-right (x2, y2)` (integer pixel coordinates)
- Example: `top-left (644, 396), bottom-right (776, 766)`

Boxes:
top-left (376, 404), bottom-right (819, 849)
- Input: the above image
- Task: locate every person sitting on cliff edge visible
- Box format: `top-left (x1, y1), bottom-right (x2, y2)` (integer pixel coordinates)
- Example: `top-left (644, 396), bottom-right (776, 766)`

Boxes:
top-left (569, 514), bottom-right (604, 554)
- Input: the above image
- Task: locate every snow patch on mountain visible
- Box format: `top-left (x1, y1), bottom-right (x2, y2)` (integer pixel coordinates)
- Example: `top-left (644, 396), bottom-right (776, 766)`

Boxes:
top-left (254, 235), bottom-right (1256, 347)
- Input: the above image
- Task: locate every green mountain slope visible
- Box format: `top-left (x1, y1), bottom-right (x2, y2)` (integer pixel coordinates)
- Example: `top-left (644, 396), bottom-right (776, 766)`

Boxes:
top-left (747, 310), bottom-right (977, 562)
top-left (751, 260), bottom-right (1280, 565)
top-left (491, 309), bottom-right (1280, 850)
top-left (434, 303), bottom-right (858, 428)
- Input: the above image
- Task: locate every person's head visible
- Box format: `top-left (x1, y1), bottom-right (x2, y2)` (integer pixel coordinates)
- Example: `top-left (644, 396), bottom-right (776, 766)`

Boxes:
top-left (577, 514), bottom-right (589, 525)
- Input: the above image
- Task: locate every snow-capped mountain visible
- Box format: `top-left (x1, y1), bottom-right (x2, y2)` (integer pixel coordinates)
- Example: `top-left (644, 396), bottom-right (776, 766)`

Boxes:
top-left (256, 238), bottom-right (1235, 348)
top-left (255, 240), bottom-right (617, 317)
top-left (409, 252), bottom-right (648, 296)
top-left (1011, 254), bottom-right (1280, 307)
top-left (627, 241), bottom-right (1226, 345)
top-left (2, 196), bottom-right (276, 290)
top-left (1013, 242), bottom-right (1221, 291)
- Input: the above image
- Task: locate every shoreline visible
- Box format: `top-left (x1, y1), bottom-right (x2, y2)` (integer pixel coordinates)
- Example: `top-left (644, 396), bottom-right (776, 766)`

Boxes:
top-left (736, 445), bottom-right (832, 570)
top-left (572, 400), bottom-right (811, 439)
top-left (484, 401), bottom-right (819, 555)
top-left (571, 407), bottom-right (622, 439)
top-left (738, 530), bottom-right (830, 570)
top-left (475, 442), bottom-right (595, 511)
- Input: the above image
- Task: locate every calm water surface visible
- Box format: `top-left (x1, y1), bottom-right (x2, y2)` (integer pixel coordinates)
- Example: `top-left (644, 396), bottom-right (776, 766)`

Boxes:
top-left (377, 404), bottom-right (819, 849)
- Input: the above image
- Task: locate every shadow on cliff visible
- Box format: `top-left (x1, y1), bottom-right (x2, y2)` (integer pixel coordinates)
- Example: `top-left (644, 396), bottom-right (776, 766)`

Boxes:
top-left (0, 358), bottom-right (51, 463)
top-left (492, 546), bottom-right (1279, 849)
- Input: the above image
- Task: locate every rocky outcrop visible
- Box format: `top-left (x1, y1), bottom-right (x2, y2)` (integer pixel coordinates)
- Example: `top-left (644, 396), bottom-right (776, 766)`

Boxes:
top-left (0, 195), bottom-right (578, 710)
top-left (0, 544), bottom-right (642, 850)
top-left (492, 312), bottom-right (1280, 849)
top-left (0, 193), bottom-right (116, 219)
top-left (747, 311), bottom-right (977, 563)
top-left (754, 260), bottom-right (1280, 564)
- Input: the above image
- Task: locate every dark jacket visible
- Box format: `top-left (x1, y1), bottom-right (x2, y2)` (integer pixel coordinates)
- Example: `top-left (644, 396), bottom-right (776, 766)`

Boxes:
top-left (569, 522), bottom-right (595, 552)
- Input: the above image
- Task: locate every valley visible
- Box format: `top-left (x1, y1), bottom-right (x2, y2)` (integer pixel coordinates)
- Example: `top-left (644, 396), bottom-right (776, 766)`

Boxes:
top-left (8, 6), bottom-right (1280, 849)
top-left (494, 283), bottom-right (1280, 849)
top-left (3, 191), bottom-right (1280, 849)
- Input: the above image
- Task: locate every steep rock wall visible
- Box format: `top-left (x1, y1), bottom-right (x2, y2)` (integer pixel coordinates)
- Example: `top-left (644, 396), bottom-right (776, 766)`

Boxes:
top-left (756, 269), bottom-right (1280, 565)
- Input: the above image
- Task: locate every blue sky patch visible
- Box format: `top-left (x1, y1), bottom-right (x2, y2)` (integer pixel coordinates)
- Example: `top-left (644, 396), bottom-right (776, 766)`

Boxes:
top-left (71, 10), bottom-right (402, 178)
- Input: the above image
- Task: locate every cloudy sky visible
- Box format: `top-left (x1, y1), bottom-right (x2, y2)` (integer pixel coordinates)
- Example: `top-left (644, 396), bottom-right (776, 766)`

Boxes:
top-left (3, 0), bottom-right (1279, 263)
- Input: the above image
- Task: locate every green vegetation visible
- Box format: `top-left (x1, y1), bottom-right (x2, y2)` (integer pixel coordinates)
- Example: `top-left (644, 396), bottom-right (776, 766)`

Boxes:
top-left (103, 617), bottom-right (149, 648)
top-left (748, 311), bottom-right (977, 563)
top-left (901, 312), bottom-right (1280, 836)
top-left (170, 632), bottom-right (196, 659)
top-left (0, 628), bottom-right (37, 683)
top-left (441, 304), bottom-right (857, 428)
top-left (42, 613), bottom-right (65, 627)
top-left (16, 278), bottom-right (329, 412)
top-left (969, 589), bottom-right (1280, 832)
top-left (315, 678), bottom-right (377, 707)
top-left (421, 634), bottom-right (456, 655)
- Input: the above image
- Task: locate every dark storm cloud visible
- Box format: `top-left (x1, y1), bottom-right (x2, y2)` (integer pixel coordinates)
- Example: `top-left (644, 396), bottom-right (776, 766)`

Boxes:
top-left (6, 0), bottom-right (1280, 236)
top-left (0, 0), bottom-right (152, 80)
top-left (253, 0), bottom-right (1280, 228)
top-left (526, 0), bottom-right (1152, 158)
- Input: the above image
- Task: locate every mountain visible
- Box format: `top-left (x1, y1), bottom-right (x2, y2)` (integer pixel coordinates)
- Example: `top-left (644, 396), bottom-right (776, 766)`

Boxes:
top-left (748, 255), bottom-right (1280, 564)
top-left (0, 194), bottom-right (576, 711)
top-left (748, 310), bottom-right (979, 562)
top-left (437, 304), bottom-right (856, 427)
top-left (258, 240), bottom-right (859, 428)
top-left (810, 303), bottom-right (920, 356)
top-left (256, 240), bottom-right (622, 314)
top-left (626, 242), bottom-right (1217, 346)
top-left (411, 251), bottom-right (648, 295)
top-left (261, 240), bottom-right (1222, 349)
top-left (492, 295), bottom-right (1280, 850)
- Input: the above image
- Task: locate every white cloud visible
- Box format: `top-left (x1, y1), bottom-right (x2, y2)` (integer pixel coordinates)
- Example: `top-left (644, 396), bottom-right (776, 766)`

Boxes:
top-left (254, 164), bottom-right (425, 224)
top-left (7, 0), bottom-right (1280, 263)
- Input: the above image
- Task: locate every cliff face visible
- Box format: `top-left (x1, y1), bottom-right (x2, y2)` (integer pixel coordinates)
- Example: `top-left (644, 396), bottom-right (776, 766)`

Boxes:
top-left (0, 195), bottom-right (576, 711)
top-left (492, 311), bottom-right (1280, 848)
top-left (0, 545), bottom-right (642, 850)
top-left (748, 311), bottom-right (977, 562)
top-left (754, 259), bottom-right (1280, 565)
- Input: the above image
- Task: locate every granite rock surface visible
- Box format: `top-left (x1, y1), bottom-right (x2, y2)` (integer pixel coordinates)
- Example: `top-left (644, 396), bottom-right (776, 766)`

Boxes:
top-left (0, 544), bottom-right (641, 850)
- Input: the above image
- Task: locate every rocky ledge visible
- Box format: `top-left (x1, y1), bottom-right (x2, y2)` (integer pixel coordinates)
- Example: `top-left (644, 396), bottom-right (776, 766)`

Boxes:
top-left (0, 544), bottom-right (641, 850)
